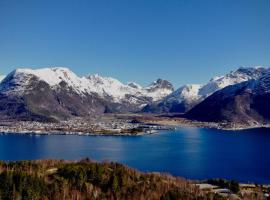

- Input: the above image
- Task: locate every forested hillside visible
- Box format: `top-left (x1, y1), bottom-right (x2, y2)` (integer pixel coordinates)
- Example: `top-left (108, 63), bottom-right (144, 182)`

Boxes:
top-left (0, 159), bottom-right (219, 200)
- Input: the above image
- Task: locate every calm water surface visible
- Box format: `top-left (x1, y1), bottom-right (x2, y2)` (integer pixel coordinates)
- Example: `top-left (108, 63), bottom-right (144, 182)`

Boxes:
top-left (0, 127), bottom-right (270, 183)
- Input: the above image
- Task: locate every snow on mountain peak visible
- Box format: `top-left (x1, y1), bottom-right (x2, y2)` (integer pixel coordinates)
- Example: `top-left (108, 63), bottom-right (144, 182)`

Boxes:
top-left (87, 74), bottom-right (124, 87)
top-left (250, 68), bottom-right (270, 94)
top-left (86, 75), bottom-right (173, 102)
top-left (147, 79), bottom-right (174, 90)
top-left (143, 79), bottom-right (174, 101)
top-left (13, 67), bottom-right (80, 86)
top-left (157, 66), bottom-right (269, 113)
top-left (198, 66), bottom-right (267, 97)
top-left (128, 82), bottom-right (142, 89)
top-left (86, 74), bottom-right (141, 101)
top-left (0, 75), bottom-right (5, 82)
top-left (164, 84), bottom-right (202, 104)
top-left (1, 67), bottom-right (173, 103)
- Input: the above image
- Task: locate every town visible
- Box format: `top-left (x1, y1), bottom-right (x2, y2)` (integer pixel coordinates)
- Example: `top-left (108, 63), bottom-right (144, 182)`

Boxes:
top-left (0, 114), bottom-right (176, 136)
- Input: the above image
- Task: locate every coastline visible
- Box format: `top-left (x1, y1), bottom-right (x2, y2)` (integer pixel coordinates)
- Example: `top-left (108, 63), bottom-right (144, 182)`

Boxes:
top-left (0, 130), bottom-right (157, 136)
top-left (133, 114), bottom-right (270, 132)
top-left (0, 115), bottom-right (269, 136)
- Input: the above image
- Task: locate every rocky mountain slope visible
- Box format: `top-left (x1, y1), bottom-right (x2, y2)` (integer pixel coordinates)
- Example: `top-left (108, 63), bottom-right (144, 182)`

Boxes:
top-left (185, 68), bottom-right (270, 125)
top-left (0, 67), bottom-right (173, 121)
top-left (1, 66), bottom-right (270, 125)
top-left (142, 84), bottom-right (202, 113)
top-left (143, 67), bottom-right (267, 113)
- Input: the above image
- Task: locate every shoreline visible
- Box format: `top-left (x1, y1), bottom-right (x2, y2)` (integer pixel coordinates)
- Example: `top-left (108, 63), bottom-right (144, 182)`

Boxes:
top-left (0, 121), bottom-right (269, 136)
top-left (0, 130), bottom-right (156, 136)
top-left (134, 115), bottom-right (270, 132)
top-left (0, 113), bottom-right (270, 136)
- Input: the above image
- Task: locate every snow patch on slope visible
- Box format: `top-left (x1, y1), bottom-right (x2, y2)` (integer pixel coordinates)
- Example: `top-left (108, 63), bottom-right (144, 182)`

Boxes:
top-left (0, 75), bottom-right (5, 82)
top-left (164, 84), bottom-right (202, 104)
top-left (251, 68), bottom-right (270, 95)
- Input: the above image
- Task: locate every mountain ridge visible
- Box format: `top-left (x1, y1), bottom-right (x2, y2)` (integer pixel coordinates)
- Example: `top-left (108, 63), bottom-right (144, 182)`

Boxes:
top-left (185, 68), bottom-right (270, 125)
top-left (0, 67), bottom-right (174, 121)
top-left (142, 66), bottom-right (268, 113)
top-left (1, 65), bottom-right (270, 124)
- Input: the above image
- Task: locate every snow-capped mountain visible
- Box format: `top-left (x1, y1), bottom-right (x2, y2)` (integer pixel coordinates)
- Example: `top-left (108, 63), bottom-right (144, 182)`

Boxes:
top-left (86, 75), bottom-right (173, 103)
top-left (0, 67), bottom-right (173, 102)
top-left (143, 67), bottom-right (268, 113)
top-left (1, 65), bottom-right (268, 123)
top-left (198, 67), bottom-right (266, 96)
top-left (185, 68), bottom-right (270, 125)
top-left (144, 79), bottom-right (174, 101)
top-left (142, 84), bottom-right (202, 113)
top-left (0, 67), bottom-right (173, 121)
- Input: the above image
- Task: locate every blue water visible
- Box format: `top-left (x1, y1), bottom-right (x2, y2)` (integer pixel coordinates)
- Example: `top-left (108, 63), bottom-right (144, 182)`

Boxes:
top-left (0, 127), bottom-right (270, 183)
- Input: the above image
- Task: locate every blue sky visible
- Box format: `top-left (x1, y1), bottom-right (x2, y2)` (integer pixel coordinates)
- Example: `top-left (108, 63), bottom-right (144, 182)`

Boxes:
top-left (0, 0), bottom-right (269, 87)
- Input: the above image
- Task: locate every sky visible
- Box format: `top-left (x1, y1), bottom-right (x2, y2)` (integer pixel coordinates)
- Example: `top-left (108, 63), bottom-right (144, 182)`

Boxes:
top-left (0, 0), bottom-right (270, 87)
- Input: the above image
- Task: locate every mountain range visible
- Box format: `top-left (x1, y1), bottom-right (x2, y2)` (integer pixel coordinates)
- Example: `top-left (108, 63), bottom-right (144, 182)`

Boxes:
top-left (0, 66), bottom-right (269, 125)
top-left (0, 67), bottom-right (173, 121)
top-left (142, 67), bottom-right (266, 113)
top-left (185, 68), bottom-right (270, 125)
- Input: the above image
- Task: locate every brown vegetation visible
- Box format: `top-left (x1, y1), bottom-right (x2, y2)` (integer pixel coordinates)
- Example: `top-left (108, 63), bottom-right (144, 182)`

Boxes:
top-left (0, 159), bottom-right (227, 200)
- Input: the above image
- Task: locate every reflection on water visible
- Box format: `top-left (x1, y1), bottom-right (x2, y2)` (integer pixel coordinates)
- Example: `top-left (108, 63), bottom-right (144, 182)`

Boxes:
top-left (0, 127), bottom-right (270, 183)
